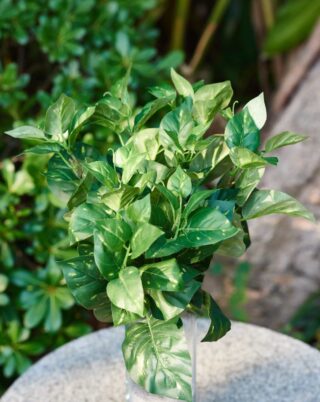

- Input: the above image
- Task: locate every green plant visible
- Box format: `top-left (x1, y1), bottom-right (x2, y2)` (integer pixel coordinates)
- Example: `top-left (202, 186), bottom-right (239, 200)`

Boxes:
top-left (5, 69), bottom-right (314, 401)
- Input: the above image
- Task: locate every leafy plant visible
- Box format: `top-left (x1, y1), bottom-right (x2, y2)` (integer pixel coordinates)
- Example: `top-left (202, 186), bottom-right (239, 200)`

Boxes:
top-left (4, 69), bottom-right (314, 401)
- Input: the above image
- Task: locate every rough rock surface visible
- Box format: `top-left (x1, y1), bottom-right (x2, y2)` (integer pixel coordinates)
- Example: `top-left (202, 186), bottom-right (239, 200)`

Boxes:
top-left (3, 321), bottom-right (320, 402)
top-left (244, 59), bottom-right (320, 327)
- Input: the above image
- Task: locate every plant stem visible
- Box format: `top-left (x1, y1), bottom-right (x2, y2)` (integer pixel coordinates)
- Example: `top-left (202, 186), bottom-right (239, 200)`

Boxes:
top-left (58, 151), bottom-right (74, 172)
top-left (173, 196), bottom-right (183, 239)
top-left (171, 0), bottom-right (191, 50)
top-left (121, 245), bottom-right (131, 269)
top-left (260, 0), bottom-right (274, 29)
top-left (186, 0), bottom-right (230, 76)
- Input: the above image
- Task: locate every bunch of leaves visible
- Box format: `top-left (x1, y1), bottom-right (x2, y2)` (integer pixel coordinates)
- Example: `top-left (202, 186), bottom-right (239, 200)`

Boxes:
top-left (283, 291), bottom-right (320, 349)
top-left (5, 69), bottom-right (314, 401)
top-left (0, 0), bottom-right (182, 135)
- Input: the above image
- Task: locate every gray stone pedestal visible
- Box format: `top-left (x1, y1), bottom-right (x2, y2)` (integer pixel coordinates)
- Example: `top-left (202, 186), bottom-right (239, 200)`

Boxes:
top-left (3, 320), bottom-right (320, 402)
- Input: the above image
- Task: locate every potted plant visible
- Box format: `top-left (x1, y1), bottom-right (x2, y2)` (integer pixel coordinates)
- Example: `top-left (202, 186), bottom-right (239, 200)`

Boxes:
top-left (5, 69), bottom-right (314, 401)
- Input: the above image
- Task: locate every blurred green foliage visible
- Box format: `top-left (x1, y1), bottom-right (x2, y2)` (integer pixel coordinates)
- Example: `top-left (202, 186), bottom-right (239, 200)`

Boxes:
top-left (0, 0), bottom-right (182, 132)
top-left (210, 261), bottom-right (252, 322)
top-left (284, 292), bottom-right (320, 350)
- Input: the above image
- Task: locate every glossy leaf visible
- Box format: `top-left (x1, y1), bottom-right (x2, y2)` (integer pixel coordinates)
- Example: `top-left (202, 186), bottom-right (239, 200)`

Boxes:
top-left (244, 93), bottom-right (266, 130)
top-left (93, 231), bottom-right (125, 280)
top-left (5, 125), bottom-right (46, 140)
top-left (60, 255), bottom-right (107, 310)
top-left (167, 166), bottom-right (192, 198)
top-left (171, 68), bottom-right (194, 98)
top-left (85, 161), bottom-right (118, 189)
top-left (96, 219), bottom-right (132, 252)
top-left (45, 94), bottom-right (75, 140)
top-left (201, 292), bottom-right (231, 342)
top-left (264, 131), bottom-right (307, 152)
top-left (126, 194), bottom-right (151, 223)
top-left (159, 98), bottom-right (193, 151)
top-left (230, 147), bottom-right (268, 169)
top-left (107, 267), bottom-right (144, 316)
top-left (243, 190), bottom-right (315, 221)
top-left (69, 203), bottom-right (108, 242)
top-left (130, 222), bottom-right (163, 259)
top-left (193, 81), bottom-right (233, 124)
top-left (141, 259), bottom-right (183, 291)
top-left (111, 303), bottom-right (140, 326)
top-left (149, 290), bottom-right (184, 320)
top-left (123, 318), bottom-right (192, 401)
top-left (235, 168), bottom-right (265, 206)
top-left (225, 108), bottom-right (260, 152)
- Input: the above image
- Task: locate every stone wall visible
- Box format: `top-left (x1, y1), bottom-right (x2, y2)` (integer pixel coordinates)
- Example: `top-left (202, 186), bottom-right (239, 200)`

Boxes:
top-left (244, 59), bottom-right (320, 327)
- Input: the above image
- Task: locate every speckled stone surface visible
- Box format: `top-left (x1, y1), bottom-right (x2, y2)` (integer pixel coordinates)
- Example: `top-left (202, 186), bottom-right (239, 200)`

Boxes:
top-left (3, 320), bottom-right (320, 402)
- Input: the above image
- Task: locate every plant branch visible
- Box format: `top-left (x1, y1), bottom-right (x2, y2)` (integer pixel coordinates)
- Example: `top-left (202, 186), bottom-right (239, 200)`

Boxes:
top-left (185, 0), bottom-right (230, 76)
top-left (170, 0), bottom-right (191, 50)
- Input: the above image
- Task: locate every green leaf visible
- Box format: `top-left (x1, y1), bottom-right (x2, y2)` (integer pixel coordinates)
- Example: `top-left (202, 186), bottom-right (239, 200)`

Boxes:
top-left (122, 154), bottom-right (146, 184)
top-left (181, 207), bottom-right (239, 248)
top-left (141, 259), bottom-right (183, 291)
top-left (24, 143), bottom-right (62, 154)
top-left (149, 290), bottom-right (184, 320)
top-left (85, 161), bottom-right (118, 189)
top-left (123, 318), bottom-right (192, 401)
top-left (60, 255), bottom-right (107, 310)
top-left (0, 274), bottom-right (9, 292)
top-left (242, 189), bottom-right (315, 221)
top-left (264, 131), bottom-right (307, 152)
top-left (159, 98), bottom-right (194, 151)
top-left (97, 219), bottom-right (132, 251)
top-left (130, 222), bottom-right (164, 259)
top-left (244, 93), bottom-right (266, 129)
top-left (201, 292), bottom-right (231, 342)
top-left (128, 128), bottom-right (159, 160)
top-left (45, 94), bottom-right (75, 140)
top-left (46, 153), bottom-right (78, 205)
top-left (107, 267), bottom-right (144, 316)
top-left (102, 186), bottom-right (139, 211)
top-left (134, 96), bottom-right (174, 131)
top-left (163, 279), bottom-right (201, 309)
top-left (111, 303), bottom-right (139, 326)
top-left (5, 125), bottom-right (46, 140)
top-left (67, 173), bottom-right (93, 210)
top-left (167, 166), bottom-right (192, 198)
top-left (93, 297), bottom-right (112, 323)
top-left (225, 108), bottom-right (260, 152)
top-left (24, 299), bottom-right (47, 329)
top-left (230, 147), bottom-right (268, 169)
top-left (216, 227), bottom-right (246, 257)
top-left (193, 81), bottom-right (233, 124)
top-left (69, 203), bottom-right (108, 242)
top-left (171, 68), bottom-right (194, 98)
top-left (182, 189), bottom-right (217, 219)
top-left (69, 106), bottom-right (95, 146)
top-left (126, 194), bottom-right (151, 223)
top-left (93, 231), bottom-right (125, 280)
top-left (235, 168), bottom-right (265, 206)
top-left (148, 208), bottom-right (239, 258)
